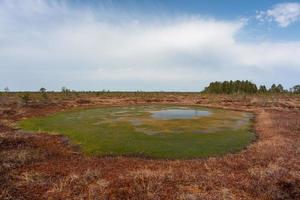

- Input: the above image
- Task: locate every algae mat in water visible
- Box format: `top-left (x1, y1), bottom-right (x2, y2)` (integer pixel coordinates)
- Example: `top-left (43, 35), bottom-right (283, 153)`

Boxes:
top-left (18, 105), bottom-right (255, 159)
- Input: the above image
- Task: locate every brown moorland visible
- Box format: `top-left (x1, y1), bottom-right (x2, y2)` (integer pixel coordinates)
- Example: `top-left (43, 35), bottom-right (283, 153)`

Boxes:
top-left (0, 92), bottom-right (299, 199)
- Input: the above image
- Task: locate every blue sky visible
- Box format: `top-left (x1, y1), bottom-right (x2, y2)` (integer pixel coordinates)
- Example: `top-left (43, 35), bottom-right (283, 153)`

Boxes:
top-left (0, 0), bottom-right (300, 91)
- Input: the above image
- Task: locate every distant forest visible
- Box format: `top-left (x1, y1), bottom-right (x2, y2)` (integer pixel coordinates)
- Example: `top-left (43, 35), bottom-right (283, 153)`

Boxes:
top-left (203, 80), bottom-right (300, 94)
top-left (1, 81), bottom-right (300, 94)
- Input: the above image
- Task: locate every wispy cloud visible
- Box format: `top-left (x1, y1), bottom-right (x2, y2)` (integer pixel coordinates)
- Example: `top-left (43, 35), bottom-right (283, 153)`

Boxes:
top-left (0, 0), bottom-right (300, 91)
top-left (256, 2), bottom-right (300, 27)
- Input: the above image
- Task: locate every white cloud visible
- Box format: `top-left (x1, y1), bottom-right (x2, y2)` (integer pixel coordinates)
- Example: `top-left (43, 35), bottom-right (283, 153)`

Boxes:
top-left (257, 2), bottom-right (300, 27)
top-left (0, 0), bottom-right (300, 91)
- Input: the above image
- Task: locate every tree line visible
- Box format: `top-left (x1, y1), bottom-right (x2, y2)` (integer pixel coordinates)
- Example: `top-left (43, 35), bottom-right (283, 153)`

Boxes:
top-left (2, 83), bottom-right (300, 94)
top-left (202, 80), bottom-right (300, 94)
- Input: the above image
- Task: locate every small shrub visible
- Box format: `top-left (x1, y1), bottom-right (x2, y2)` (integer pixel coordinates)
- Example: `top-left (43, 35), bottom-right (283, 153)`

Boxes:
top-left (20, 93), bottom-right (30, 105)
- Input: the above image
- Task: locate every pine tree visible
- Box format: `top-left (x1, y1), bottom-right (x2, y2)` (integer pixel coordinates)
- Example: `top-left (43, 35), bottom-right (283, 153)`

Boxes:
top-left (258, 85), bottom-right (267, 93)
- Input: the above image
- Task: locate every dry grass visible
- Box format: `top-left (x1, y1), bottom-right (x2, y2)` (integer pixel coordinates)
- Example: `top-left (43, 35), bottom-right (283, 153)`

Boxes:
top-left (0, 94), bottom-right (299, 199)
top-left (45, 168), bottom-right (108, 199)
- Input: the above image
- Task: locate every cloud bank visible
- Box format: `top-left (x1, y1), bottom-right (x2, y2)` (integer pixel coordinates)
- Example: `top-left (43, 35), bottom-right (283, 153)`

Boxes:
top-left (0, 0), bottom-right (300, 91)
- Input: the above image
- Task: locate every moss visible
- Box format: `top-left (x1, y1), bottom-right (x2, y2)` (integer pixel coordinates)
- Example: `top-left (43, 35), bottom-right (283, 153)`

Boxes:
top-left (18, 105), bottom-right (255, 159)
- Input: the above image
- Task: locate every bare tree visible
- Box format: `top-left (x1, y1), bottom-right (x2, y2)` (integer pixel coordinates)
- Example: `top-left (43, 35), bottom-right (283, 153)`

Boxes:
top-left (4, 87), bottom-right (9, 93)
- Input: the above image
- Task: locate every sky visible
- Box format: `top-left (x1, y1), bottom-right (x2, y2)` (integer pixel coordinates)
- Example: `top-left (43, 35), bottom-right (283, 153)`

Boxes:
top-left (0, 0), bottom-right (300, 91)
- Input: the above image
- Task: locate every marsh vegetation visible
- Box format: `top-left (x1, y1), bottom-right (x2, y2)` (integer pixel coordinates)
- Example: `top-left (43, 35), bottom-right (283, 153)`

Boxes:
top-left (18, 106), bottom-right (254, 159)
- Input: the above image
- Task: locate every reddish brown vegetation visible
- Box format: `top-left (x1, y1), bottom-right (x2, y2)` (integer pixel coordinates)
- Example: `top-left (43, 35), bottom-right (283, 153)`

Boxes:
top-left (0, 94), bottom-right (299, 199)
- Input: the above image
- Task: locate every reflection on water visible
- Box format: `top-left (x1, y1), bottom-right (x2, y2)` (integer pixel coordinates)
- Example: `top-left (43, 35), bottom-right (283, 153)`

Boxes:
top-left (151, 109), bottom-right (211, 120)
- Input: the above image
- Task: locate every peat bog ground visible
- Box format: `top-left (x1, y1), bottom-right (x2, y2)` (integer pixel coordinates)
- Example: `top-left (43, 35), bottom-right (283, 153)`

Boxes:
top-left (0, 93), bottom-right (300, 199)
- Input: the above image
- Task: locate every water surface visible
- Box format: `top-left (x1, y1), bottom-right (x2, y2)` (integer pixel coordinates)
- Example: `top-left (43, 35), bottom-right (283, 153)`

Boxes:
top-left (151, 109), bottom-right (211, 120)
top-left (18, 105), bottom-right (254, 159)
